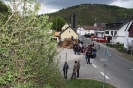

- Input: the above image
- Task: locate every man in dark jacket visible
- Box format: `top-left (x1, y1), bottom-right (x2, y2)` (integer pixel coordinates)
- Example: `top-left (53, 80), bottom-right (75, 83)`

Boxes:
top-left (63, 62), bottom-right (69, 79)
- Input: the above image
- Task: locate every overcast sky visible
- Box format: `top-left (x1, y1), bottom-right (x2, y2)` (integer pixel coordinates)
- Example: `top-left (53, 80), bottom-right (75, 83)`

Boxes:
top-left (38, 0), bottom-right (133, 14)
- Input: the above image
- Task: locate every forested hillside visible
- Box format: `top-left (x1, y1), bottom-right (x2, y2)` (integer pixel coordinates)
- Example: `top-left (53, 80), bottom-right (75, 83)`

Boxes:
top-left (47, 4), bottom-right (133, 25)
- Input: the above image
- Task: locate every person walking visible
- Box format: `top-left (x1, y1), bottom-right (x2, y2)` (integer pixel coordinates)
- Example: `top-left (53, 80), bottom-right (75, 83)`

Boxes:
top-left (77, 60), bottom-right (80, 77)
top-left (70, 61), bottom-right (77, 79)
top-left (86, 51), bottom-right (91, 65)
top-left (63, 62), bottom-right (69, 79)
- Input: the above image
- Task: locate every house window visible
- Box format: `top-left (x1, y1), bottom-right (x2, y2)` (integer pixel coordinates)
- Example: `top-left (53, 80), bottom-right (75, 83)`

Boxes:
top-left (111, 31), bottom-right (113, 35)
top-left (114, 31), bottom-right (117, 35)
top-left (105, 31), bottom-right (109, 34)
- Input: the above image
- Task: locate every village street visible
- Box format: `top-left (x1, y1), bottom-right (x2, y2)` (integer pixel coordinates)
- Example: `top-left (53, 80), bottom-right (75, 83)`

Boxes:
top-left (58, 36), bottom-right (133, 88)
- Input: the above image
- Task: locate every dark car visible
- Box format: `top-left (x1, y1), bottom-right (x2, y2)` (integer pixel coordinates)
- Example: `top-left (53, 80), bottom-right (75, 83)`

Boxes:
top-left (84, 34), bottom-right (91, 38)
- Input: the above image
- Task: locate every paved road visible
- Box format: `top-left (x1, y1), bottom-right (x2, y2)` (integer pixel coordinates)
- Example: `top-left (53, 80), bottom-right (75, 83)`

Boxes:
top-left (58, 36), bottom-right (133, 88)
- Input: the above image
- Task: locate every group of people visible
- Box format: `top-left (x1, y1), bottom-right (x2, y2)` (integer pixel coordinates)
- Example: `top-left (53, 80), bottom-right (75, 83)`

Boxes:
top-left (63, 60), bottom-right (80, 79)
top-left (73, 41), bottom-right (85, 55)
top-left (85, 43), bottom-right (97, 65)
top-left (73, 41), bottom-right (98, 64)
top-left (62, 41), bottom-right (100, 79)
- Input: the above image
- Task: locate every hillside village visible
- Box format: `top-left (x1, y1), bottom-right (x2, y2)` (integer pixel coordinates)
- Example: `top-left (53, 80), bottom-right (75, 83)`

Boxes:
top-left (53, 17), bottom-right (133, 54)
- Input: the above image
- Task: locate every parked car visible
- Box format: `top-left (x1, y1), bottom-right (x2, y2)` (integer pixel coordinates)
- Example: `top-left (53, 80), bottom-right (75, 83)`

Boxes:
top-left (96, 38), bottom-right (107, 42)
top-left (90, 36), bottom-right (98, 41)
top-left (51, 37), bottom-right (59, 42)
top-left (84, 34), bottom-right (91, 38)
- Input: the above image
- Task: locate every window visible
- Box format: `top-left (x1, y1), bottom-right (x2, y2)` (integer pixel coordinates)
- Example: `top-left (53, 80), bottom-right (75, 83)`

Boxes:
top-left (111, 31), bottom-right (113, 35)
top-left (105, 31), bottom-right (109, 34)
top-left (114, 31), bottom-right (117, 35)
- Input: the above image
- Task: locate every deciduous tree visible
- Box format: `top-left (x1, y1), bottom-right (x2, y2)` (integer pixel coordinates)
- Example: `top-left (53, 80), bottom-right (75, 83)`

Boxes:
top-left (0, 0), bottom-right (64, 87)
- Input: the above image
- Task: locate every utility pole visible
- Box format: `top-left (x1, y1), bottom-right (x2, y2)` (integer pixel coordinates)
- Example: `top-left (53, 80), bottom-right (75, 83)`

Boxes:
top-left (102, 47), bottom-right (111, 88)
top-left (65, 53), bottom-right (67, 79)
top-left (103, 50), bottom-right (107, 88)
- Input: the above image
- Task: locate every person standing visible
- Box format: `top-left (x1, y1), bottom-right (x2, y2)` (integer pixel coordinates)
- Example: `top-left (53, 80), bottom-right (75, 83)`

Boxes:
top-left (77, 45), bottom-right (81, 55)
top-left (90, 52), bottom-right (94, 64)
top-left (73, 41), bottom-right (77, 55)
top-left (71, 36), bottom-right (74, 41)
top-left (77, 60), bottom-right (80, 77)
top-left (92, 42), bottom-right (95, 47)
top-left (63, 62), bottom-right (69, 79)
top-left (70, 61), bottom-right (77, 79)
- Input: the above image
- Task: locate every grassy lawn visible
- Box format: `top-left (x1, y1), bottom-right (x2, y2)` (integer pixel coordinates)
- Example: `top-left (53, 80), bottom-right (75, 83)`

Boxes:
top-left (66, 79), bottom-right (116, 88)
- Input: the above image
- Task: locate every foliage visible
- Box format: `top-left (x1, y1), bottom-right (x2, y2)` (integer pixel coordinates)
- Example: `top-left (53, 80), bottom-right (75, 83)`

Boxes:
top-left (51, 16), bottom-right (66, 31)
top-left (0, 0), bottom-right (65, 87)
top-left (0, 1), bottom-right (11, 26)
top-left (47, 4), bottom-right (133, 25)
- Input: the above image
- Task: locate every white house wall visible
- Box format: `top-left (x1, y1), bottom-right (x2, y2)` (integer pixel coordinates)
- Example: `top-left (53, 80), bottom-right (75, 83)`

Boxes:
top-left (124, 20), bottom-right (133, 48)
top-left (85, 30), bottom-right (95, 34)
top-left (117, 23), bottom-right (129, 36)
top-left (124, 37), bottom-right (133, 48)
top-left (112, 24), bottom-right (128, 44)
top-left (105, 23), bottom-right (129, 44)
top-left (77, 27), bottom-right (85, 35)
top-left (112, 37), bottom-right (125, 44)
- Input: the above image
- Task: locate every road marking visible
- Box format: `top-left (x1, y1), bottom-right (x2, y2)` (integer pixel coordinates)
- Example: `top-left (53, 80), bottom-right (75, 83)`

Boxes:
top-left (92, 64), bottom-right (97, 68)
top-left (100, 72), bottom-right (110, 79)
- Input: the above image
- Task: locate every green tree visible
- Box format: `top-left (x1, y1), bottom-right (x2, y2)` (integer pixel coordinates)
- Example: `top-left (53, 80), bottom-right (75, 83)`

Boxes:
top-left (52, 16), bottom-right (66, 31)
top-left (0, 0), bottom-right (65, 88)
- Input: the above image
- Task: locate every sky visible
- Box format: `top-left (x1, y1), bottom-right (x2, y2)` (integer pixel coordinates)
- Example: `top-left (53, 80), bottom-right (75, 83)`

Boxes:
top-left (38, 0), bottom-right (133, 15)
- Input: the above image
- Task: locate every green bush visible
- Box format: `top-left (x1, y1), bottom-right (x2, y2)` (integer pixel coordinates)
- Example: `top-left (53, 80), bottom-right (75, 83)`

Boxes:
top-left (0, 0), bottom-right (65, 88)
